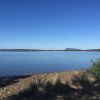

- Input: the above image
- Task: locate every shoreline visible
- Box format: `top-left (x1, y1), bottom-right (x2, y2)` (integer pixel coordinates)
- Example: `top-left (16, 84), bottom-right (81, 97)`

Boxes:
top-left (0, 70), bottom-right (84, 99)
top-left (0, 69), bottom-right (82, 77)
top-left (0, 70), bottom-right (99, 100)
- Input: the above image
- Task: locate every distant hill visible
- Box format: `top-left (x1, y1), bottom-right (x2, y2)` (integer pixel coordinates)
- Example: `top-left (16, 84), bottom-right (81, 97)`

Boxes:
top-left (65, 48), bottom-right (82, 51)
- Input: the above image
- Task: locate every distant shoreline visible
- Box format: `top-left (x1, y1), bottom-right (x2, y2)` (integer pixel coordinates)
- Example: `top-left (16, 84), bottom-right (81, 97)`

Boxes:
top-left (0, 49), bottom-right (100, 52)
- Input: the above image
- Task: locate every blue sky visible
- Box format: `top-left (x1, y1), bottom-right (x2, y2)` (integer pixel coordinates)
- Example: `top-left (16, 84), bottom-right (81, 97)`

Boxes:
top-left (0, 0), bottom-right (100, 49)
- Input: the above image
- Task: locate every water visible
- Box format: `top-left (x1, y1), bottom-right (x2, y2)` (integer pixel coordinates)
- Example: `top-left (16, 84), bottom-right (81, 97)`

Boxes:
top-left (0, 51), bottom-right (100, 76)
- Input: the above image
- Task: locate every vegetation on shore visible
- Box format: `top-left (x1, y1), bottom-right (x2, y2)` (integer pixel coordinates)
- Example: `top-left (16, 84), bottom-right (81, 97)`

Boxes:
top-left (88, 59), bottom-right (100, 79)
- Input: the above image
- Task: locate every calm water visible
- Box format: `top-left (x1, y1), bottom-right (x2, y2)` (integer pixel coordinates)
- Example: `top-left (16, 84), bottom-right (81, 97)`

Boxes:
top-left (0, 51), bottom-right (100, 76)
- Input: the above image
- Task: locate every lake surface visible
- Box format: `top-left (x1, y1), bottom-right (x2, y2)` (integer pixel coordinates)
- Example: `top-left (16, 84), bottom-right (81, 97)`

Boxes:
top-left (0, 51), bottom-right (100, 76)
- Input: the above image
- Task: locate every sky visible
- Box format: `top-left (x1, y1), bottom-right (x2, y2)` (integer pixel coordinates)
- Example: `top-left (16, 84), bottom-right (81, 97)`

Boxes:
top-left (0, 0), bottom-right (100, 50)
